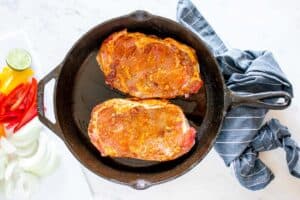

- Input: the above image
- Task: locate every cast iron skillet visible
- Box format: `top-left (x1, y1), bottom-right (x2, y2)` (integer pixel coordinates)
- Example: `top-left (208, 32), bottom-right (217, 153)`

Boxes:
top-left (37, 11), bottom-right (291, 189)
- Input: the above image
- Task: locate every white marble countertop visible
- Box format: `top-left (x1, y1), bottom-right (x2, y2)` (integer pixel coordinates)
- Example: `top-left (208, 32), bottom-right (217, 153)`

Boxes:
top-left (1, 0), bottom-right (300, 199)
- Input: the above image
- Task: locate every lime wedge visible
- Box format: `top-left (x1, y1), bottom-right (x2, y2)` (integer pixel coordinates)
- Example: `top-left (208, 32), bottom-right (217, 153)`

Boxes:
top-left (6, 48), bottom-right (32, 71)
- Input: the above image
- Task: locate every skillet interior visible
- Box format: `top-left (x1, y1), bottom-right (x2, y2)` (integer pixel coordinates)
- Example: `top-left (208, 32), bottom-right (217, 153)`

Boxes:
top-left (55, 12), bottom-right (226, 188)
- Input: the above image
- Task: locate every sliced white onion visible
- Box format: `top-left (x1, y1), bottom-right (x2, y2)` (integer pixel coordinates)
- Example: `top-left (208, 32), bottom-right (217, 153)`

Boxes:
top-left (0, 117), bottom-right (61, 198)
top-left (0, 155), bottom-right (8, 181)
top-left (10, 117), bottom-right (42, 148)
top-left (3, 161), bottom-right (21, 198)
top-left (0, 181), bottom-right (4, 193)
top-left (16, 141), bottom-right (38, 158)
top-left (0, 138), bottom-right (16, 154)
top-left (0, 148), bottom-right (5, 156)
top-left (15, 171), bottom-right (39, 199)
top-left (4, 160), bottom-right (18, 181)
top-left (19, 134), bottom-right (49, 175)
top-left (4, 177), bottom-right (15, 198)
top-left (11, 118), bottom-right (41, 141)
top-left (35, 140), bottom-right (59, 176)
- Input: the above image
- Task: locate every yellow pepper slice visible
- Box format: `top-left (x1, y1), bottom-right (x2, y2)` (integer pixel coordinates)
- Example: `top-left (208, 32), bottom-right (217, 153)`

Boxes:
top-left (0, 66), bottom-right (34, 94)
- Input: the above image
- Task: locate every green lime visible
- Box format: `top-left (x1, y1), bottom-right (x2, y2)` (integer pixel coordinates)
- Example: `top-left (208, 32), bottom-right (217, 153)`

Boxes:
top-left (6, 48), bottom-right (32, 71)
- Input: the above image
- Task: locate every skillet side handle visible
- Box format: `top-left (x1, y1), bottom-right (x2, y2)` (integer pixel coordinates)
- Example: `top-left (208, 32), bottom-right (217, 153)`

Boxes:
top-left (227, 89), bottom-right (292, 110)
top-left (130, 179), bottom-right (152, 190)
top-left (37, 65), bottom-right (64, 139)
top-left (128, 10), bottom-right (153, 21)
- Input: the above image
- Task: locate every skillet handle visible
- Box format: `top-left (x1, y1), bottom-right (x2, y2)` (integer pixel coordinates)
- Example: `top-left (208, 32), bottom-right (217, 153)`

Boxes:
top-left (128, 10), bottom-right (153, 21)
top-left (37, 65), bottom-right (64, 139)
top-left (227, 89), bottom-right (292, 110)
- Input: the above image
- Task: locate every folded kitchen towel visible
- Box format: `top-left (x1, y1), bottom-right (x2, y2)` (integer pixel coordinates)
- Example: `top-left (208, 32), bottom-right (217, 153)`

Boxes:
top-left (177, 0), bottom-right (300, 190)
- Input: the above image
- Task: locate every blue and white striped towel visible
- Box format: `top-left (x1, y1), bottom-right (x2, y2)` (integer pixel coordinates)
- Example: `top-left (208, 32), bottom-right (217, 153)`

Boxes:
top-left (177, 0), bottom-right (300, 190)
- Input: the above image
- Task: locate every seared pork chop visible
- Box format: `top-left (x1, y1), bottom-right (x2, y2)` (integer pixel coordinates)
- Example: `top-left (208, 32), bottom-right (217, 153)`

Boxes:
top-left (88, 98), bottom-right (196, 161)
top-left (97, 29), bottom-right (203, 98)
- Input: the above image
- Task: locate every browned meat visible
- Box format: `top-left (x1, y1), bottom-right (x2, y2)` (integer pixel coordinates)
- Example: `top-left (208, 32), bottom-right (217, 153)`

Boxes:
top-left (88, 98), bottom-right (196, 161)
top-left (97, 29), bottom-right (203, 98)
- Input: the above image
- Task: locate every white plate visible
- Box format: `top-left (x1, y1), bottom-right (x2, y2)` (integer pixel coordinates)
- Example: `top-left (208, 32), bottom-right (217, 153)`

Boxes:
top-left (0, 31), bottom-right (93, 200)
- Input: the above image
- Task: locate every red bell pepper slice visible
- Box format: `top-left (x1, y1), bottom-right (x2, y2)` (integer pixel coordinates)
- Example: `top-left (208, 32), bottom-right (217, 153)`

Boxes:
top-left (0, 93), bottom-right (6, 115)
top-left (14, 100), bottom-right (37, 132)
top-left (6, 117), bottom-right (21, 129)
top-left (24, 78), bottom-right (37, 110)
top-left (1, 83), bottom-right (27, 110)
top-left (0, 93), bottom-right (5, 104)
top-left (13, 78), bottom-right (38, 132)
top-left (10, 83), bottom-right (30, 111)
top-left (0, 78), bottom-right (38, 132)
top-left (0, 111), bottom-right (21, 123)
